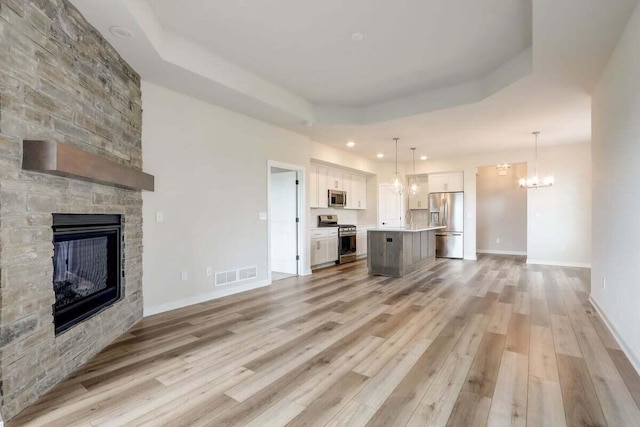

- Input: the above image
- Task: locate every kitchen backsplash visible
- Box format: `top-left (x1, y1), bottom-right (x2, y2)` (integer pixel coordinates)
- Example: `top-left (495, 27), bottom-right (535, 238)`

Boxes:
top-left (310, 208), bottom-right (359, 226)
top-left (410, 210), bottom-right (431, 223)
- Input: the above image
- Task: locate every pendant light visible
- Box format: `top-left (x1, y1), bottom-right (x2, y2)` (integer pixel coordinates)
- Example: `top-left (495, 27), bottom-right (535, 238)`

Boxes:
top-left (519, 131), bottom-right (554, 189)
top-left (391, 138), bottom-right (404, 195)
top-left (408, 147), bottom-right (420, 197)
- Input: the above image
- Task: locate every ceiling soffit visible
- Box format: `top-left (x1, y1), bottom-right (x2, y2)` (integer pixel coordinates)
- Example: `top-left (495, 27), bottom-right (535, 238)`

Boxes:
top-left (70, 0), bottom-right (533, 130)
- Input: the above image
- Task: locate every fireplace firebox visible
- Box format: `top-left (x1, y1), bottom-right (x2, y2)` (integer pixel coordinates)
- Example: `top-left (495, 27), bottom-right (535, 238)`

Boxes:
top-left (52, 214), bottom-right (122, 334)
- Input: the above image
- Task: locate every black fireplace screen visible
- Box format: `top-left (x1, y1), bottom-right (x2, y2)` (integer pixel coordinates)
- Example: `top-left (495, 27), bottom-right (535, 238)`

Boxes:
top-left (52, 214), bottom-right (122, 334)
top-left (53, 236), bottom-right (109, 308)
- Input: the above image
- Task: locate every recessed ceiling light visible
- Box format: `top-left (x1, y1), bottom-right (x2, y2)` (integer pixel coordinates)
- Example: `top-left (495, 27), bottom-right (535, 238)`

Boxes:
top-left (350, 32), bottom-right (365, 42)
top-left (376, 153), bottom-right (384, 159)
top-left (346, 141), bottom-right (355, 148)
top-left (110, 26), bottom-right (134, 38)
top-left (420, 155), bottom-right (428, 160)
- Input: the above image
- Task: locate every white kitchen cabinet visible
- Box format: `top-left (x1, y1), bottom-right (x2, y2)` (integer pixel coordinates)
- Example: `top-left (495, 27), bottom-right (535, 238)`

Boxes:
top-left (356, 230), bottom-right (368, 257)
top-left (309, 165), bottom-right (318, 208)
top-left (309, 166), bottom-right (329, 208)
top-left (310, 237), bottom-right (323, 265)
top-left (311, 163), bottom-right (367, 210)
top-left (328, 168), bottom-right (345, 190)
top-left (310, 228), bottom-right (338, 266)
top-left (408, 176), bottom-right (429, 209)
top-left (326, 237), bottom-right (338, 262)
top-left (317, 166), bottom-right (329, 208)
top-left (345, 173), bottom-right (366, 210)
top-left (428, 172), bottom-right (463, 193)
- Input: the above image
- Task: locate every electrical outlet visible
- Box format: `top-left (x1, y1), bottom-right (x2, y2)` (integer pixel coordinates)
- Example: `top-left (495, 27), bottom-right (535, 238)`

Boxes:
top-left (602, 276), bottom-right (606, 289)
top-left (496, 238), bottom-right (501, 244)
top-left (156, 211), bottom-right (164, 222)
top-left (206, 267), bottom-right (212, 277)
top-left (180, 271), bottom-right (188, 282)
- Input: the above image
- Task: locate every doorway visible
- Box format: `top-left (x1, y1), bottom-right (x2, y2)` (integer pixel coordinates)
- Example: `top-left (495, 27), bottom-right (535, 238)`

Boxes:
top-left (476, 163), bottom-right (527, 256)
top-left (378, 184), bottom-right (404, 228)
top-left (268, 162), bottom-right (304, 282)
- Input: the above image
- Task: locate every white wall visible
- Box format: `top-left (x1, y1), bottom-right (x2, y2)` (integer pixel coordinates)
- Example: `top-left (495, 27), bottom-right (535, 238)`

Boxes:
top-left (141, 82), bottom-right (383, 315)
top-left (476, 163), bottom-right (528, 255)
top-left (413, 143), bottom-right (591, 266)
top-left (142, 81), bottom-right (312, 314)
top-left (591, 1), bottom-right (640, 372)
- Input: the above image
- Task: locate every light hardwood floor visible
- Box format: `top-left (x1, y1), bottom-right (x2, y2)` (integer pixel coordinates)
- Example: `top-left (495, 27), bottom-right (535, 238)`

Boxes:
top-left (9, 256), bottom-right (640, 426)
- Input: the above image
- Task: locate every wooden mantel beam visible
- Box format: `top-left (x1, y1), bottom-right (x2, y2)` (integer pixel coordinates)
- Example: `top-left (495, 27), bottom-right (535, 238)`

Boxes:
top-left (22, 140), bottom-right (154, 191)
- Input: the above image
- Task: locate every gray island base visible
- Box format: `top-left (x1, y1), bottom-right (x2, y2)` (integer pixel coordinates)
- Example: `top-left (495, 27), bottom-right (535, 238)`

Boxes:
top-left (367, 226), bottom-right (446, 277)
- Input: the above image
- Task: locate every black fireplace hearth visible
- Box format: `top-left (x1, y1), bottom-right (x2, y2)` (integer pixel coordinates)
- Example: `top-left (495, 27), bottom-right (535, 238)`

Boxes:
top-left (52, 214), bottom-right (122, 334)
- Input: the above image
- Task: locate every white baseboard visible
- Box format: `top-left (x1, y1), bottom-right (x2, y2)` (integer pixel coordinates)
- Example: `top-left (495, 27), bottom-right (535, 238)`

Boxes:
top-left (477, 249), bottom-right (527, 256)
top-left (143, 279), bottom-right (271, 317)
top-left (589, 296), bottom-right (640, 376)
top-left (300, 269), bottom-right (313, 276)
top-left (526, 259), bottom-right (591, 268)
top-left (463, 255), bottom-right (477, 261)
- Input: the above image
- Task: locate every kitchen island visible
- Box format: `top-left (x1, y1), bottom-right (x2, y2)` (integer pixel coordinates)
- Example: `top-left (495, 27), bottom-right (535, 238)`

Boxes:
top-left (367, 226), bottom-right (445, 277)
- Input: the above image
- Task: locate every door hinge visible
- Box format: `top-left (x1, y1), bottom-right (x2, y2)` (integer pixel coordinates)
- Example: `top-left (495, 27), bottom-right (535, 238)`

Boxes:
top-left (296, 255), bottom-right (300, 260)
top-left (295, 179), bottom-right (299, 185)
top-left (295, 217), bottom-right (299, 223)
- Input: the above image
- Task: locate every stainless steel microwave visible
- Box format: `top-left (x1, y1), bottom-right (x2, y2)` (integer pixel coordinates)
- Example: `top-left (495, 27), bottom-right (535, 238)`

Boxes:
top-left (328, 190), bottom-right (346, 208)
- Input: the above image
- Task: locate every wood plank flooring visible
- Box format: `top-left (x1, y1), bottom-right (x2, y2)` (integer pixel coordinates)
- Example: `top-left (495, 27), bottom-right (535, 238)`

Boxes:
top-left (8, 255), bottom-right (640, 426)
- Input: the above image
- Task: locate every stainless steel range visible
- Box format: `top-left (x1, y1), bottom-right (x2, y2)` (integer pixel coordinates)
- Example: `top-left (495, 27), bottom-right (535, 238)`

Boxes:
top-left (317, 215), bottom-right (357, 265)
top-left (337, 224), bottom-right (357, 264)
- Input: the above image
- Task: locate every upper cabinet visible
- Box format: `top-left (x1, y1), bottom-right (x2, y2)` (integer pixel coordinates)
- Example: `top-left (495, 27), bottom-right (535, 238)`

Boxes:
top-left (346, 174), bottom-right (366, 210)
top-left (309, 163), bottom-right (367, 209)
top-left (427, 172), bottom-right (464, 193)
top-left (408, 175), bottom-right (429, 209)
top-left (309, 165), bottom-right (329, 208)
top-left (328, 168), bottom-right (345, 191)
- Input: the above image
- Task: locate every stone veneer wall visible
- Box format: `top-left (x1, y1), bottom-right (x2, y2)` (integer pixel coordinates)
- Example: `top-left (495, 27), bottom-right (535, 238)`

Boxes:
top-left (0, 0), bottom-right (143, 420)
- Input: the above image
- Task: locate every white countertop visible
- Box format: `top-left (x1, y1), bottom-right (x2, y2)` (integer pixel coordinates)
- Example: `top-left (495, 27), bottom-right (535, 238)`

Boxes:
top-left (367, 225), bottom-right (446, 233)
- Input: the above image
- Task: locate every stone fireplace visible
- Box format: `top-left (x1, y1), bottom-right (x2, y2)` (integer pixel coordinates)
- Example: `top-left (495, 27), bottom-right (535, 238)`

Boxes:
top-left (0, 0), bottom-right (144, 420)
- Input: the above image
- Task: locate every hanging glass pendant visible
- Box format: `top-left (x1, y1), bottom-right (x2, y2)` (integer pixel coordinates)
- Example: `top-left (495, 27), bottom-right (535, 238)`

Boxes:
top-left (408, 147), bottom-right (420, 197)
top-left (390, 138), bottom-right (403, 195)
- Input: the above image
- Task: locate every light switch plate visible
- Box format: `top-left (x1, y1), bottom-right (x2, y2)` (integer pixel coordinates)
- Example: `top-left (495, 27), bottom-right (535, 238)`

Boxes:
top-left (180, 271), bottom-right (188, 281)
top-left (156, 211), bottom-right (164, 222)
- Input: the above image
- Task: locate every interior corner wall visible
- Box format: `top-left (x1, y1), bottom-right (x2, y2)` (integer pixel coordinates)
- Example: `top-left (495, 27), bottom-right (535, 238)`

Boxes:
top-left (591, 0), bottom-right (640, 372)
top-left (476, 163), bottom-right (527, 255)
top-left (141, 81), bottom-right (312, 315)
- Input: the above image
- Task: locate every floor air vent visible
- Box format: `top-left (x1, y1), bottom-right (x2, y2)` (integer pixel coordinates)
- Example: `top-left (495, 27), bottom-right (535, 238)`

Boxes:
top-left (215, 266), bottom-right (257, 286)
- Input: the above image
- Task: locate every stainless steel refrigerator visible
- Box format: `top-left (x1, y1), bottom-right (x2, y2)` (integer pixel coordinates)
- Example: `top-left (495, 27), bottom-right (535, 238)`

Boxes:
top-left (429, 192), bottom-right (464, 259)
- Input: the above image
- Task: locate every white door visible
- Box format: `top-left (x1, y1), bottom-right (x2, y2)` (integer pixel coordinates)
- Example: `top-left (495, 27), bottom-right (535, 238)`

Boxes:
top-left (270, 170), bottom-right (298, 274)
top-left (378, 184), bottom-right (403, 227)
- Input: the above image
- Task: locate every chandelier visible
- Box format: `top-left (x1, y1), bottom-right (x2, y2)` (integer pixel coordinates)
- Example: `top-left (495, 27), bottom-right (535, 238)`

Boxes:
top-left (519, 131), bottom-right (554, 189)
